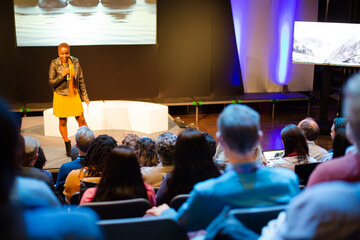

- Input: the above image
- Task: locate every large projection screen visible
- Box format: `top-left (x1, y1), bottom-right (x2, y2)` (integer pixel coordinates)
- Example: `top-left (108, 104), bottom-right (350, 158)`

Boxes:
top-left (293, 21), bottom-right (360, 67)
top-left (13, 0), bottom-right (156, 46)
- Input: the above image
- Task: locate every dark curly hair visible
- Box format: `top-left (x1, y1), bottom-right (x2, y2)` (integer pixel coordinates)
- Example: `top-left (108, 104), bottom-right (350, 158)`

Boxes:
top-left (82, 135), bottom-right (117, 177)
top-left (134, 137), bottom-right (158, 167)
top-left (92, 146), bottom-right (148, 202)
top-left (155, 132), bottom-right (177, 166)
top-left (34, 146), bottom-right (46, 169)
top-left (122, 134), bottom-right (139, 149)
top-left (202, 132), bottom-right (216, 157)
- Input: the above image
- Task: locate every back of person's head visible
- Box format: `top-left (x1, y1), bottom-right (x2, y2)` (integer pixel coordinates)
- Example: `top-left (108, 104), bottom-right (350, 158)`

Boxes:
top-left (75, 126), bottom-right (95, 154)
top-left (23, 136), bottom-right (40, 166)
top-left (343, 73), bottom-right (360, 147)
top-left (83, 134), bottom-right (117, 177)
top-left (333, 128), bottom-right (351, 158)
top-left (0, 99), bottom-right (19, 204)
top-left (34, 146), bottom-right (47, 169)
top-left (282, 181), bottom-right (360, 240)
top-left (333, 117), bottom-right (347, 132)
top-left (281, 124), bottom-right (309, 158)
top-left (164, 128), bottom-right (220, 203)
top-left (93, 146), bottom-right (147, 202)
top-left (122, 133), bottom-right (139, 149)
top-left (217, 104), bottom-right (261, 155)
top-left (134, 136), bottom-right (158, 167)
top-left (155, 132), bottom-right (177, 166)
top-left (298, 117), bottom-right (320, 141)
top-left (203, 132), bottom-right (217, 157)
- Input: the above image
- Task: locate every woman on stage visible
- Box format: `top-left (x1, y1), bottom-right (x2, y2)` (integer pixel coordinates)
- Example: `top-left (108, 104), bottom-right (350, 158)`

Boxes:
top-left (49, 43), bottom-right (90, 157)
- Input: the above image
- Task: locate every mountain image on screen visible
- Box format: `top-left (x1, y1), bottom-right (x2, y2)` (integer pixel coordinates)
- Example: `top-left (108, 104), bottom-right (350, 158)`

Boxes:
top-left (292, 21), bottom-right (360, 67)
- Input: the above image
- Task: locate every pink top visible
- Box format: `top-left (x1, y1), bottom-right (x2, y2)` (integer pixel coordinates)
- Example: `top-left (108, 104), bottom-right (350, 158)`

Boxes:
top-left (79, 183), bottom-right (156, 206)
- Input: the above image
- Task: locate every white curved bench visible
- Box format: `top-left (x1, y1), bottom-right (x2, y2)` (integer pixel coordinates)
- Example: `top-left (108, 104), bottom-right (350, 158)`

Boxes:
top-left (43, 100), bottom-right (168, 137)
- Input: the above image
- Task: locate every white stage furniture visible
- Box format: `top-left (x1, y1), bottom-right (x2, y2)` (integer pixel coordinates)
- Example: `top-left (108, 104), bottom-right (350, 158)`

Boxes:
top-left (43, 101), bottom-right (168, 137)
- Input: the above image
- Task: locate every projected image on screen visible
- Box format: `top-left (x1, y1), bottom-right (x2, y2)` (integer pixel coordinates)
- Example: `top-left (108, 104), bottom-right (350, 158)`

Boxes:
top-left (293, 21), bottom-right (360, 67)
top-left (14, 0), bottom-right (156, 46)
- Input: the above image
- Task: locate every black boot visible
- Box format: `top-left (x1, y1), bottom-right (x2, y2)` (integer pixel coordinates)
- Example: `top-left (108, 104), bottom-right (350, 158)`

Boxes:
top-left (65, 141), bottom-right (71, 157)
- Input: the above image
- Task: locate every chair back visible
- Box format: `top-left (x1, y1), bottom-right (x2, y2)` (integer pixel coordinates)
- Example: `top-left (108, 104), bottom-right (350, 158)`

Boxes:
top-left (169, 194), bottom-right (190, 211)
top-left (70, 192), bottom-right (81, 205)
top-left (80, 198), bottom-right (151, 220)
top-left (295, 162), bottom-right (320, 186)
top-left (229, 205), bottom-right (287, 234)
top-left (98, 216), bottom-right (188, 240)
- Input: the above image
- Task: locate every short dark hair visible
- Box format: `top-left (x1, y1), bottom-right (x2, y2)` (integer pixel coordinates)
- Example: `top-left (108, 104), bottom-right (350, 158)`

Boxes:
top-left (58, 42), bottom-right (70, 50)
top-left (217, 104), bottom-right (261, 154)
top-left (155, 132), bottom-right (177, 166)
top-left (134, 137), bottom-right (158, 167)
top-left (122, 134), bottom-right (139, 149)
top-left (299, 118), bottom-right (320, 141)
top-left (34, 146), bottom-right (47, 169)
top-left (75, 126), bottom-right (95, 153)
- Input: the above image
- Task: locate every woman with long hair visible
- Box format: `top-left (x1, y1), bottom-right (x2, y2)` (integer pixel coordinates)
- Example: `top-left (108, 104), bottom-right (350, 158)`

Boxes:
top-left (156, 128), bottom-right (220, 205)
top-left (80, 146), bottom-right (155, 206)
top-left (63, 134), bottom-right (117, 203)
top-left (268, 124), bottom-right (317, 171)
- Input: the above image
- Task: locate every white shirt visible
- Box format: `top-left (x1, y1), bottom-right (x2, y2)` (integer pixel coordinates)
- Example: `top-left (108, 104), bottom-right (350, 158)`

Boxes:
top-left (307, 141), bottom-right (327, 162)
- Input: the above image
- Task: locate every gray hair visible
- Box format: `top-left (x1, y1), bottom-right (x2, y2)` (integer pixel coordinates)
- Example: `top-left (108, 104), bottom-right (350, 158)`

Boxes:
top-left (217, 104), bottom-right (261, 154)
top-left (343, 73), bottom-right (360, 145)
top-left (75, 126), bottom-right (95, 153)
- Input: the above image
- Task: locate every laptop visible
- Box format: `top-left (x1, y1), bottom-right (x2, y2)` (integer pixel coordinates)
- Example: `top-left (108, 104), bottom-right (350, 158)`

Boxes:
top-left (262, 149), bottom-right (284, 164)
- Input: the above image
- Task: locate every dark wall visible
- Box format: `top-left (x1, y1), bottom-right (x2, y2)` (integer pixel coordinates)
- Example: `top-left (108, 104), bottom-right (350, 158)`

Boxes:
top-left (0, 0), bottom-right (17, 103)
top-left (1, 0), bottom-right (242, 104)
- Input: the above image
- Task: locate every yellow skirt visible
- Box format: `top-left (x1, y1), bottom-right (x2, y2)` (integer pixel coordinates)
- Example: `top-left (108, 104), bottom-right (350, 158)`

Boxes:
top-left (53, 91), bottom-right (83, 118)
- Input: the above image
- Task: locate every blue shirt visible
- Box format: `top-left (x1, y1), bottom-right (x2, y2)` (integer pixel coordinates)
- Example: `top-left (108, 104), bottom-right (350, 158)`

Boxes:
top-left (162, 162), bottom-right (300, 231)
top-left (24, 206), bottom-right (103, 239)
top-left (10, 176), bottom-right (61, 208)
top-left (55, 156), bottom-right (84, 191)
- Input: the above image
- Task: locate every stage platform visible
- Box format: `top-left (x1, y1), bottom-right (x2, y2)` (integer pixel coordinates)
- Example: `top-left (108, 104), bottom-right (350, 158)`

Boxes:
top-left (13, 92), bottom-right (310, 124)
top-left (20, 116), bottom-right (180, 170)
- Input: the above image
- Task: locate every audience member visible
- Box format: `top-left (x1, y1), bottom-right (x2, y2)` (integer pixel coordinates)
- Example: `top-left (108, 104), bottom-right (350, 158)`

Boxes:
top-left (268, 124), bottom-right (317, 171)
top-left (63, 134), bottom-right (117, 203)
top-left (308, 73), bottom-right (360, 187)
top-left (122, 133), bottom-right (139, 149)
top-left (142, 132), bottom-right (177, 188)
top-left (156, 128), bottom-right (221, 206)
top-left (34, 146), bottom-right (54, 186)
top-left (18, 136), bottom-right (55, 190)
top-left (147, 105), bottom-right (299, 232)
top-left (80, 146), bottom-right (155, 206)
top-left (257, 181), bottom-right (360, 240)
top-left (56, 126), bottom-right (95, 194)
top-left (203, 132), bottom-right (217, 157)
top-left (298, 117), bottom-right (327, 161)
top-left (10, 136), bottom-right (61, 208)
top-left (135, 136), bottom-right (158, 167)
top-left (0, 98), bottom-right (103, 239)
top-left (321, 117), bottom-right (347, 162)
top-left (322, 128), bottom-right (351, 162)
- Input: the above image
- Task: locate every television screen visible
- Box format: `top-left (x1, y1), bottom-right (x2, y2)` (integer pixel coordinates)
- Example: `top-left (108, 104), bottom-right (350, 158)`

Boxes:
top-left (293, 21), bottom-right (360, 67)
top-left (13, 0), bottom-right (156, 47)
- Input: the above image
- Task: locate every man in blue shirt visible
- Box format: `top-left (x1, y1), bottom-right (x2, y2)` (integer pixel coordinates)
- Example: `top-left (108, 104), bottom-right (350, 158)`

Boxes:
top-left (147, 104), bottom-right (300, 232)
top-left (55, 126), bottom-right (95, 195)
